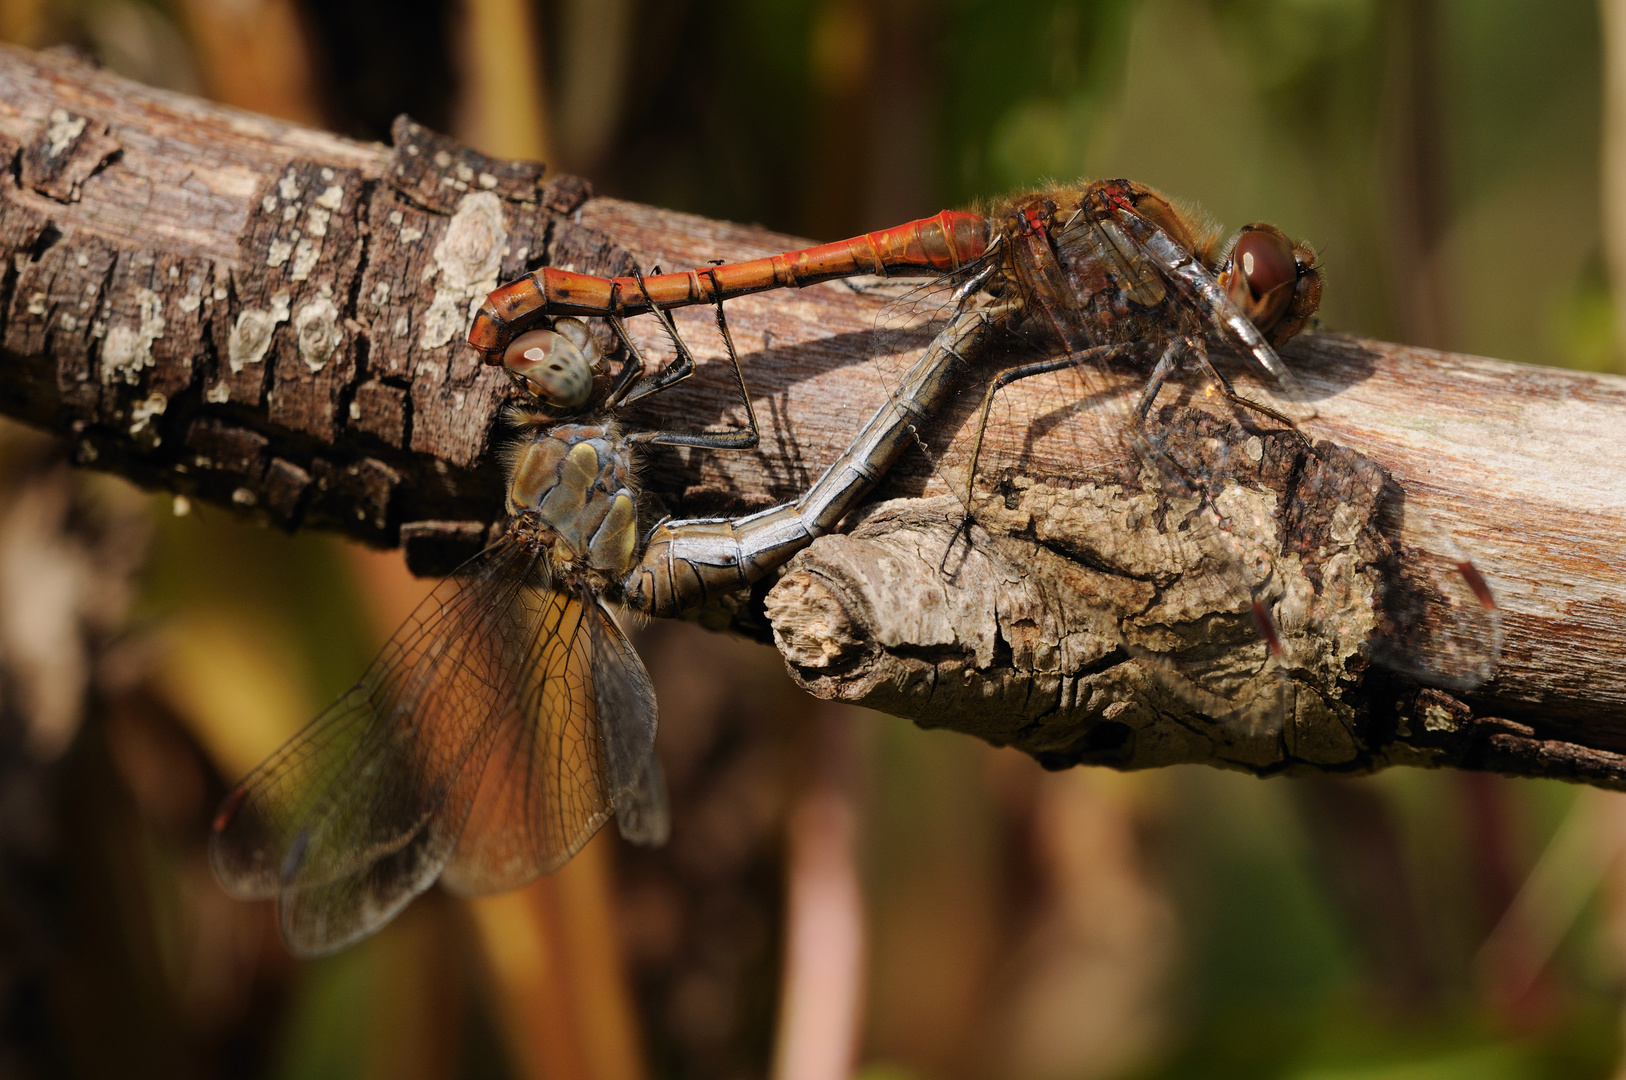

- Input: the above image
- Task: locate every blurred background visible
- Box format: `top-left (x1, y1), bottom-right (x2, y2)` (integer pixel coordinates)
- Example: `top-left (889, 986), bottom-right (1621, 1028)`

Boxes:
top-left (0, 1), bottom-right (1622, 1078)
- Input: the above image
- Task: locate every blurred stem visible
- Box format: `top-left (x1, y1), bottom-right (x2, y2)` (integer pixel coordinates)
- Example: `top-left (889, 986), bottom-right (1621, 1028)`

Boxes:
top-left (1603, 0), bottom-right (1626, 370)
top-left (771, 703), bottom-right (867, 1080)
top-left (466, 837), bottom-right (649, 1080)
top-left (1461, 773), bottom-right (1563, 1027)
top-left (863, 0), bottom-right (934, 229)
top-left (551, 0), bottom-right (631, 175)
top-left (1477, 788), bottom-right (1620, 1027)
top-left (172, 0), bottom-right (325, 124)
top-left (367, 899), bottom-right (466, 1080)
top-left (455, 0), bottom-right (551, 162)
top-left (1386, 0), bottom-right (1452, 350)
top-left (1293, 777), bottom-right (1438, 1011)
top-left (0, 0), bottom-right (48, 46)
top-left (803, 0), bottom-right (876, 237)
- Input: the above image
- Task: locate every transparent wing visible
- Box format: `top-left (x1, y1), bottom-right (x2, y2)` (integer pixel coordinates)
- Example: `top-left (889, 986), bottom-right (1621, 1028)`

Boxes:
top-left (438, 591), bottom-right (660, 896)
top-left (209, 538), bottom-right (539, 900)
top-left (210, 538), bottom-right (629, 956)
top-left (586, 600), bottom-right (669, 846)
top-left (974, 341), bottom-right (1293, 742)
top-left (1122, 200), bottom-right (1502, 695)
top-left (1296, 456), bottom-right (1503, 692)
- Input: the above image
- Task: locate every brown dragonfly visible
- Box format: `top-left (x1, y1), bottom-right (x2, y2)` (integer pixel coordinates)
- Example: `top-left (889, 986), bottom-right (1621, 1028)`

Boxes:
top-left (471, 178), bottom-right (1502, 734)
top-left (211, 277), bottom-right (996, 955)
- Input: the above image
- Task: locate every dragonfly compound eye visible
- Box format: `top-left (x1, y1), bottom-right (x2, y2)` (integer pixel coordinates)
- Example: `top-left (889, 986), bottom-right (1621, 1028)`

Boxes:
top-left (503, 319), bottom-right (599, 408)
top-left (1222, 225), bottom-right (1298, 334)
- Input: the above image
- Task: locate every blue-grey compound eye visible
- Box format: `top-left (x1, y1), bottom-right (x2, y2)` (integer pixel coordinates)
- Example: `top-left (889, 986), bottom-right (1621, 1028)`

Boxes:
top-left (503, 319), bottom-right (597, 408)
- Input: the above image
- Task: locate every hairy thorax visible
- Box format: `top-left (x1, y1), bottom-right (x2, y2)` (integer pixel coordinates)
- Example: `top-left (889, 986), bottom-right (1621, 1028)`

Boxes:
top-left (504, 418), bottom-right (641, 594)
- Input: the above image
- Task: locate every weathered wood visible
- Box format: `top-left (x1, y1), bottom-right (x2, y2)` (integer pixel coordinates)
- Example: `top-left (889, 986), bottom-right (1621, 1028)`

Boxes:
top-left (0, 44), bottom-right (1622, 788)
top-left (0, 46), bottom-right (606, 549)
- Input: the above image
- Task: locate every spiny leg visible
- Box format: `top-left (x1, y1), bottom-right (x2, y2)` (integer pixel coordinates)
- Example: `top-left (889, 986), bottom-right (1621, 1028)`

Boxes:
top-left (936, 340), bottom-right (1144, 568)
top-left (1186, 338), bottom-right (1302, 432)
top-left (626, 269), bottom-right (763, 452)
top-left (962, 342), bottom-right (1144, 509)
top-left (611, 267), bottom-right (706, 408)
top-left (601, 278), bottom-right (649, 404)
top-left (602, 269), bottom-right (680, 407)
top-left (1131, 336), bottom-right (1302, 436)
top-left (1128, 339), bottom-right (1292, 671)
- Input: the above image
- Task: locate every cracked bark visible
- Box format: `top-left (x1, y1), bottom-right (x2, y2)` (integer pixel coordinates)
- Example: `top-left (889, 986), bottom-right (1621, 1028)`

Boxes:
top-left (0, 44), bottom-right (1622, 789)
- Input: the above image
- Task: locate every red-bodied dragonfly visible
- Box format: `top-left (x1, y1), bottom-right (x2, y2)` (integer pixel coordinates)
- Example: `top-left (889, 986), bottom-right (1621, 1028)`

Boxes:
top-left (211, 273), bottom-right (997, 955)
top-left (470, 178), bottom-right (1502, 742)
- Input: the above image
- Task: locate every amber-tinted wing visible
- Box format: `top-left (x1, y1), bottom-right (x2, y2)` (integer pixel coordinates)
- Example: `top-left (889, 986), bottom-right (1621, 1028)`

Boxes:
top-left (209, 539), bottom-right (656, 956)
top-left (439, 591), bottom-right (665, 897)
top-left (587, 601), bottom-right (669, 847)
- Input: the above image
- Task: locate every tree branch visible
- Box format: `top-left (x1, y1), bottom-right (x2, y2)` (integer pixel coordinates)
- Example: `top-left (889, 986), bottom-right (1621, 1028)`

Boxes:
top-left (2, 44), bottom-right (1622, 788)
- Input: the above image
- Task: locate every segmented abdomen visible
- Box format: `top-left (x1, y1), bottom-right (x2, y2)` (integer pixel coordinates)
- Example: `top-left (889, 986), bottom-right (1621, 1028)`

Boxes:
top-left (620, 308), bottom-right (997, 618)
top-left (469, 210), bottom-right (991, 361)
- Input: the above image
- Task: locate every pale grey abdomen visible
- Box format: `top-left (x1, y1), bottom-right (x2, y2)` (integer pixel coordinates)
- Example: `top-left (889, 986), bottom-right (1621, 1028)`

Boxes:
top-left (621, 308), bottom-right (995, 618)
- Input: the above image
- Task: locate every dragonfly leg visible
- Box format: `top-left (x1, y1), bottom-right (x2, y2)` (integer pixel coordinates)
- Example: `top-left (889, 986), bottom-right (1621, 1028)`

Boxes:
top-left (626, 270), bottom-right (763, 451)
top-left (611, 268), bottom-right (701, 407)
top-left (1131, 341), bottom-right (1181, 424)
top-left (964, 342), bottom-right (1145, 507)
top-left (603, 311), bottom-right (648, 403)
top-left (1131, 336), bottom-right (1301, 436)
top-left (1185, 338), bottom-right (1302, 432)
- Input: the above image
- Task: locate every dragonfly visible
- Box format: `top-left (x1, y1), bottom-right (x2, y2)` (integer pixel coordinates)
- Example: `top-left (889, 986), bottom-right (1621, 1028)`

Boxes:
top-left (210, 273), bottom-right (999, 956)
top-left (470, 178), bottom-right (1502, 741)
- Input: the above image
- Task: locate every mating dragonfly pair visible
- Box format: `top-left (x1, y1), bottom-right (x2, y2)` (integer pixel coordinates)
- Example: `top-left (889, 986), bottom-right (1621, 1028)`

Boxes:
top-left (211, 178), bottom-right (1502, 955)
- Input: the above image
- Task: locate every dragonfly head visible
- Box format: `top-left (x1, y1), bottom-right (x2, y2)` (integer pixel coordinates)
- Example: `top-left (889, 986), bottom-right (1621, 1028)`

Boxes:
top-left (1218, 225), bottom-right (1322, 346)
top-left (501, 317), bottom-right (600, 409)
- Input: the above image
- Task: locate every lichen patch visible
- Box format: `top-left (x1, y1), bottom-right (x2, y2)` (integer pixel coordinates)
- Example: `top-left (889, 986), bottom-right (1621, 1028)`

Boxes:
top-left (290, 238), bottom-right (318, 280)
top-left (44, 108), bottom-right (87, 156)
top-left (128, 392), bottom-right (167, 437)
top-left (418, 191), bottom-right (507, 350)
top-left (100, 287), bottom-right (165, 385)
top-left (294, 297), bottom-right (342, 372)
top-left (228, 292), bottom-right (291, 372)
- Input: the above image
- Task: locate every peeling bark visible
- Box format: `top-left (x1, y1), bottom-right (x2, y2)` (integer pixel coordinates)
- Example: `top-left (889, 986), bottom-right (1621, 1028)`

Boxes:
top-left (1, 44), bottom-right (1623, 788)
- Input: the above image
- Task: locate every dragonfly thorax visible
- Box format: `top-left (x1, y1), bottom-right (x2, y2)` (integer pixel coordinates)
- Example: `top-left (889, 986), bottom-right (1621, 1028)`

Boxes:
top-left (992, 180), bottom-right (1321, 356)
top-left (505, 421), bottom-right (640, 586)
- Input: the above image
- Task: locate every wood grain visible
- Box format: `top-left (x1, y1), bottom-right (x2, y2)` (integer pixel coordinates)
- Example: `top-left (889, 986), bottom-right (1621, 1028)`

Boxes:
top-left (0, 43), bottom-right (1622, 786)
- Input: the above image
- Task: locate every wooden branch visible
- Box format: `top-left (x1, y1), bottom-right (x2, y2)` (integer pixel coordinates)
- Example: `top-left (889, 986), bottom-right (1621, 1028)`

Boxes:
top-left (2, 44), bottom-right (1622, 789)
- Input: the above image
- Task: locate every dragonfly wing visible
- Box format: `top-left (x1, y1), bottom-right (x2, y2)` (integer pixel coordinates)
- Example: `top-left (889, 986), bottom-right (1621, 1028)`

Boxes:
top-left (613, 753), bottom-right (670, 846)
top-left (210, 538), bottom-right (546, 955)
top-left (1116, 195), bottom-right (1503, 696)
top-left (1362, 484), bottom-right (1502, 691)
top-left (438, 590), bottom-right (637, 897)
top-left (1115, 421), bottom-right (1294, 741)
top-left (1024, 215), bottom-right (1296, 740)
top-left (439, 590), bottom-right (666, 895)
top-left (585, 597), bottom-right (668, 846)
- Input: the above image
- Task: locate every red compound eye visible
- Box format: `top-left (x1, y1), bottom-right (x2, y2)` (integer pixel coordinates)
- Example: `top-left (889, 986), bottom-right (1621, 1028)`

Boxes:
top-left (1233, 228), bottom-right (1296, 301)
